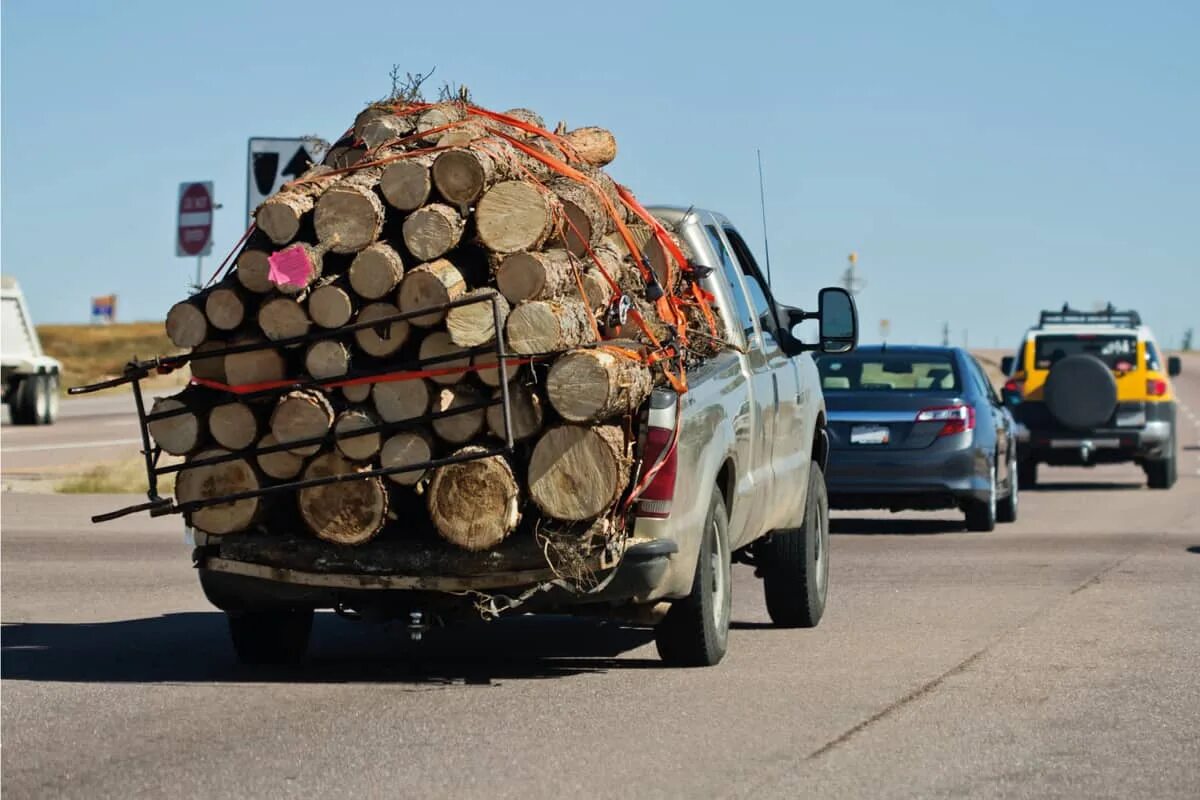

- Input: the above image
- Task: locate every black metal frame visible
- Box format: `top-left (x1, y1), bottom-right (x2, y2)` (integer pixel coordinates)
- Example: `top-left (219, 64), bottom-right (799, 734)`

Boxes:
top-left (71, 293), bottom-right (518, 524)
top-left (1038, 304), bottom-right (1141, 329)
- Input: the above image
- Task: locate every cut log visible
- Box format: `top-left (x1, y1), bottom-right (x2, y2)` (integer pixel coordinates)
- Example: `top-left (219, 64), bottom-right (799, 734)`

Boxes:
top-left (495, 249), bottom-right (580, 304)
top-left (176, 449), bottom-right (260, 535)
top-left (475, 180), bottom-right (554, 254)
top-left (348, 242), bottom-right (404, 300)
top-left (270, 389), bottom-right (334, 456)
top-left (333, 408), bottom-right (381, 462)
top-left (324, 144), bottom-right (367, 170)
top-left (474, 350), bottom-right (517, 388)
top-left (502, 108), bottom-right (545, 135)
top-left (224, 337), bottom-right (286, 387)
top-left (397, 259), bottom-right (465, 327)
top-left (418, 331), bottom-right (472, 386)
top-left (235, 247), bottom-right (275, 293)
top-left (313, 168), bottom-right (384, 253)
top-left (255, 433), bottom-right (305, 480)
top-left (166, 300), bottom-right (208, 349)
top-left (486, 382), bottom-right (544, 442)
top-left (582, 269), bottom-right (614, 312)
top-left (431, 385), bottom-right (485, 445)
top-left (446, 289), bottom-right (509, 347)
top-left (304, 339), bottom-right (351, 380)
top-left (372, 378), bottom-right (431, 422)
top-left (549, 177), bottom-right (609, 256)
top-left (208, 401), bottom-right (259, 451)
top-left (360, 112), bottom-right (416, 149)
top-left (438, 117), bottom-right (488, 148)
top-left (505, 297), bottom-right (598, 354)
top-left (563, 126), bottom-right (617, 167)
top-left (257, 295), bottom-right (310, 343)
top-left (415, 102), bottom-right (466, 144)
top-left (204, 282), bottom-right (246, 332)
top-left (148, 394), bottom-right (203, 456)
top-left (189, 340), bottom-right (227, 383)
top-left (528, 424), bottom-right (631, 521)
top-left (431, 142), bottom-right (513, 206)
top-left (546, 348), bottom-right (653, 423)
top-left (270, 242), bottom-right (325, 296)
top-left (342, 382), bottom-right (372, 404)
top-left (379, 153), bottom-right (435, 212)
top-left (298, 452), bottom-right (389, 545)
top-left (307, 280), bottom-right (356, 329)
top-left (254, 165), bottom-right (334, 245)
top-left (402, 203), bottom-right (465, 262)
top-left (353, 302), bottom-right (410, 357)
top-left (379, 430), bottom-right (434, 486)
top-left (427, 448), bottom-right (520, 551)
top-left (590, 170), bottom-right (628, 225)
top-left (353, 104), bottom-right (395, 140)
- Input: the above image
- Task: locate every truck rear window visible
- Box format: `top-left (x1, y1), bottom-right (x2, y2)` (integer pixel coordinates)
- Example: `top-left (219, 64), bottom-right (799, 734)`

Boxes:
top-left (1033, 334), bottom-right (1137, 370)
top-left (817, 354), bottom-right (960, 392)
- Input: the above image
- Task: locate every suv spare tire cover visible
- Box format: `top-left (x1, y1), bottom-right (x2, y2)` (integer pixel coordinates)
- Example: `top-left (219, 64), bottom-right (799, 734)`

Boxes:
top-left (1044, 354), bottom-right (1117, 430)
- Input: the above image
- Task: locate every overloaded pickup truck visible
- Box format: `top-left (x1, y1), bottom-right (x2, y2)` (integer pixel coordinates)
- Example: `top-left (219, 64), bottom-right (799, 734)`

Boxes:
top-left (93, 207), bottom-right (858, 668)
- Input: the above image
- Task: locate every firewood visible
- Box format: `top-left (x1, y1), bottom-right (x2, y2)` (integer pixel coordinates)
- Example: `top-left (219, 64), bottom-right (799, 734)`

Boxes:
top-left (333, 408), bottom-right (382, 462)
top-left (372, 378), bottom-right (431, 422)
top-left (176, 448), bottom-right (261, 535)
top-left (529, 424), bottom-right (631, 520)
top-left (270, 243), bottom-right (326, 296)
top-left (546, 348), bottom-right (653, 423)
top-left (418, 331), bottom-right (472, 386)
top-left (257, 295), bottom-right (311, 343)
top-left (166, 300), bottom-right (208, 349)
top-left (431, 385), bottom-right (485, 445)
top-left (415, 102), bottom-right (466, 144)
top-left (550, 177), bottom-right (609, 256)
top-left (379, 430), bottom-right (434, 486)
top-left (188, 340), bottom-right (227, 383)
top-left (204, 281), bottom-right (247, 332)
top-left (446, 289), bottom-right (509, 347)
top-left (208, 401), bottom-right (259, 451)
top-left (148, 394), bottom-right (203, 456)
top-left (348, 242), bottom-right (404, 300)
top-left (342, 383), bottom-right (372, 404)
top-left (224, 337), bottom-right (286, 387)
top-left (397, 259), bottom-right (465, 327)
top-left (431, 141), bottom-right (515, 206)
top-left (298, 452), bottom-right (389, 545)
top-left (359, 112), bottom-right (415, 149)
top-left (307, 280), bottom-right (356, 329)
top-left (474, 350), bottom-right (516, 388)
top-left (495, 249), bottom-right (580, 304)
top-left (427, 447), bottom-right (520, 551)
top-left (304, 339), bottom-right (351, 380)
top-left (313, 167), bottom-right (385, 254)
top-left (502, 108), bottom-right (545, 136)
top-left (270, 389), bottom-right (334, 456)
top-left (402, 203), bottom-right (465, 261)
top-left (505, 297), bottom-right (598, 354)
top-left (438, 117), bottom-right (488, 148)
top-left (234, 241), bottom-right (276, 293)
top-left (475, 180), bottom-right (555, 254)
top-left (354, 302), bottom-right (410, 357)
top-left (486, 382), bottom-right (544, 441)
top-left (379, 153), bottom-right (435, 212)
top-left (563, 126), bottom-right (617, 167)
top-left (255, 433), bottom-right (305, 480)
top-left (254, 165), bottom-right (334, 245)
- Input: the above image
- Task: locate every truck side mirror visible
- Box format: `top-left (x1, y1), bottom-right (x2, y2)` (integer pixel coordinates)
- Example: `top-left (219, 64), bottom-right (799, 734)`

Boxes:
top-left (1000, 356), bottom-right (1014, 375)
top-left (1167, 356), bottom-right (1182, 377)
top-left (817, 287), bottom-right (857, 354)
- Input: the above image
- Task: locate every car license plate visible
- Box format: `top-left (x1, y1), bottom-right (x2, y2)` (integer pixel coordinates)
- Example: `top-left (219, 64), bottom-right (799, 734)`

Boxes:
top-left (851, 424), bottom-right (890, 445)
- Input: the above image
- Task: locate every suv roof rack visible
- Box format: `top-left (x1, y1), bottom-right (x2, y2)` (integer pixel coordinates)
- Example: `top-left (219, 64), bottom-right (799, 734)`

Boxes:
top-left (1037, 303), bottom-right (1141, 329)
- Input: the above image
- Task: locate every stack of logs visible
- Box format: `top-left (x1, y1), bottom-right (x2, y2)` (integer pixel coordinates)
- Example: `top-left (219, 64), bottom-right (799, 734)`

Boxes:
top-left (153, 100), bottom-right (720, 553)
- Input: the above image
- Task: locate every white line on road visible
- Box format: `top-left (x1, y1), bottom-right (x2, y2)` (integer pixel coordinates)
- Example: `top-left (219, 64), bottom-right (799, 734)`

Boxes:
top-left (1, 438), bottom-right (142, 454)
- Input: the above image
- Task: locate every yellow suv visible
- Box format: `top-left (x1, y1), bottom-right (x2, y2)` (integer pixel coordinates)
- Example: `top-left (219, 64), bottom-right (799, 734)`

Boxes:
top-left (1001, 305), bottom-right (1181, 489)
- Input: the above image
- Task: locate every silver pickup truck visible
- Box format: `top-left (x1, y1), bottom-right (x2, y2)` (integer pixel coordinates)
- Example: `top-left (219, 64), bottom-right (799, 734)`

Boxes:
top-left (194, 207), bottom-right (858, 667)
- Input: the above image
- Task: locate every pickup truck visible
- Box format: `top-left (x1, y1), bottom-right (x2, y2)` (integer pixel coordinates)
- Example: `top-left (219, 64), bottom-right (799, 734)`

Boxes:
top-left (189, 206), bottom-right (858, 667)
top-left (1, 276), bottom-right (62, 425)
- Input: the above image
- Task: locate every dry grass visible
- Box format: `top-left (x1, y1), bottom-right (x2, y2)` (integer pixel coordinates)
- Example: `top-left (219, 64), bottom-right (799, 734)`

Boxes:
top-left (56, 454), bottom-right (177, 495)
top-left (37, 321), bottom-right (184, 393)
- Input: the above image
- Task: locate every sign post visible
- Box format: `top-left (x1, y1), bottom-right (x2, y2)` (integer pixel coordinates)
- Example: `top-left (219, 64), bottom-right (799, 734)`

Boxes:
top-left (177, 181), bottom-right (215, 287)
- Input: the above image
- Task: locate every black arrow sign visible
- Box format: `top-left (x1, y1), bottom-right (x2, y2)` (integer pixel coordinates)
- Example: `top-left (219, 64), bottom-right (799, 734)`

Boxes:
top-left (281, 146), bottom-right (310, 181)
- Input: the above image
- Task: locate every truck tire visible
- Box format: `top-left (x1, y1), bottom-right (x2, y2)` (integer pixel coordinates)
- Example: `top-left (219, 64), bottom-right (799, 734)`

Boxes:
top-left (1017, 459), bottom-right (1037, 490)
top-left (1145, 431), bottom-right (1176, 490)
top-left (964, 464), bottom-right (997, 532)
top-left (40, 373), bottom-right (60, 424)
top-left (9, 375), bottom-right (46, 426)
top-left (760, 462), bottom-right (829, 628)
top-left (226, 609), bottom-right (313, 665)
top-left (654, 491), bottom-right (731, 667)
top-left (996, 450), bottom-right (1018, 523)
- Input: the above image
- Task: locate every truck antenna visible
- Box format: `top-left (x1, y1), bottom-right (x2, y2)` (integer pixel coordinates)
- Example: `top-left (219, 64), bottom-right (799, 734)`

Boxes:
top-left (756, 149), bottom-right (772, 286)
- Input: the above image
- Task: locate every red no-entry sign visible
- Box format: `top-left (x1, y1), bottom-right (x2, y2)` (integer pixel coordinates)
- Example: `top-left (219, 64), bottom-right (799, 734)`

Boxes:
top-left (177, 182), bottom-right (214, 257)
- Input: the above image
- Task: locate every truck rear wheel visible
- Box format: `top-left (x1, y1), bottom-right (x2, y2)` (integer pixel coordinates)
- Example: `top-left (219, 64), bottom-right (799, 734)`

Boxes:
top-left (760, 463), bottom-right (829, 628)
top-left (1145, 436), bottom-right (1176, 490)
top-left (1017, 459), bottom-right (1037, 490)
top-left (226, 609), bottom-right (313, 665)
top-left (654, 491), bottom-right (731, 667)
top-left (10, 374), bottom-right (51, 426)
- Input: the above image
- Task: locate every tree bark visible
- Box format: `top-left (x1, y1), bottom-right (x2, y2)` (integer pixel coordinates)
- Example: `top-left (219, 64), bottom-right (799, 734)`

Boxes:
top-left (255, 433), bottom-right (305, 480)
top-left (224, 337), bottom-right (286, 387)
top-left (270, 389), bottom-right (334, 456)
top-left (528, 424), bottom-right (632, 521)
top-left (402, 203), bottom-right (465, 262)
top-left (505, 297), bottom-right (598, 354)
top-left (502, 108), bottom-right (545, 136)
top-left (307, 279), bottom-right (356, 329)
top-left (313, 167), bottom-right (385, 253)
top-left (257, 295), bottom-right (310, 343)
top-left (495, 249), bottom-right (580, 304)
top-left (379, 153), bottom-right (435, 212)
top-left (415, 102), bottom-right (466, 144)
top-left (431, 385), bottom-right (485, 445)
top-left (204, 281), bottom-right (247, 332)
top-left (298, 452), bottom-right (389, 545)
top-left (254, 165), bottom-right (335, 245)
top-left (166, 300), bottom-right (208, 349)
top-left (148, 394), bottom-right (204, 456)
top-left (546, 348), bottom-right (653, 423)
top-left (348, 241), bottom-right (404, 300)
top-left (446, 289), bottom-right (509, 347)
top-left (359, 112), bottom-right (416, 149)
top-left (549, 177), bottom-right (610, 256)
top-left (486, 382), bottom-right (544, 442)
top-left (189, 340), bottom-right (227, 383)
top-left (208, 401), bottom-right (259, 451)
top-left (304, 339), bottom-right (351, 380)
top-left (379, 430), bottom-right (433, 486)
top-left (563, 126), bottom-right (618, 167)
top-left (353, 302), bottom-right (410, 357)
top-left (437, 117), bottom-right (488, 149)
top-left (333, 408), bottom-right (381, 462)
top-left (397, 258), bottom-right (466, 327)
top-left (475, 180), bottom-right (554, 254)
top-left (372, 377), bottom-right (431, 423)
top-left (418, 331), bottom-right (472, 386)
top-left (427, 448), bottom-right (520, 551)
top-left (176, 448), bottom-right (261, 535)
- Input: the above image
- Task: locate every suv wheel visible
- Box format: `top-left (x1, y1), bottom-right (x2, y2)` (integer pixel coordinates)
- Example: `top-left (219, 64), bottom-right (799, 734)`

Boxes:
top-left (760, 463), bottom-right (829, 628)
top-left (1145, 434), bottom-right (1177, 490)
top-left (655, 491), bottom-right (731, 667)
top-left (997, 451), bottom-right (1018, 523)
top-left (1017, 459), bottom-right (1037, 490)
top-left (227, 609), bottom-right (313, 665)
top-left (965, 464), bottom-right (997, 532)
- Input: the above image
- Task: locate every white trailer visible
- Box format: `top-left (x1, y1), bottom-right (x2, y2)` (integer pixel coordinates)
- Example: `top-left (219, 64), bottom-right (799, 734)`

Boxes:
top-left (1, 276), bottom-right (61, 424)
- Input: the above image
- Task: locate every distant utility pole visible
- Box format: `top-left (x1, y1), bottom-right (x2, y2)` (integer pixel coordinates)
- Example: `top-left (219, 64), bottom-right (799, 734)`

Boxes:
top-left (1183, 328), bottom-right (1194, 352)
top-left (962, 329), bottom-right (969, 349)
top-left (941, 322), bottom-right (950, 346)
top-left (840, 252), bottom-right (866, 296)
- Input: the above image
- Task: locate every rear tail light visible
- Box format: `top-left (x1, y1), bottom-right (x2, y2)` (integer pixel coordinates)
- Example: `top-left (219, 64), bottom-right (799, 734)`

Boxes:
top-left (915, 404), bottom-right (975, 437)
top-left (635, 425), bottom-right (678, 519)
top-left (1147, 378), bottom-right (1168, 397)
top-left (1003, 378), bottom-right (1024, 395)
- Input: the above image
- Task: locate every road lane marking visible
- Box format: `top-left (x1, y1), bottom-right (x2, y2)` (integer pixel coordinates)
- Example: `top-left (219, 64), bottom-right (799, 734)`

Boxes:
top-left (1, 438), bottom-right (142, 453)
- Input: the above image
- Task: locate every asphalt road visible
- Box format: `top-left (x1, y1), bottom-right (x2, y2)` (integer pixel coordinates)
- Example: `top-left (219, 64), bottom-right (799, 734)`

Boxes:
top-left (1, 391), bottom-right (143, 472)
top-left (3, 369), bottom-right (1199, 798)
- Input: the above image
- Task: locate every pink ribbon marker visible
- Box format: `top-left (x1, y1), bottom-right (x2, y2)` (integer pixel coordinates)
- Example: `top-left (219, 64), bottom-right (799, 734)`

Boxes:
top-left (268, 245), bottom-right (313, 289)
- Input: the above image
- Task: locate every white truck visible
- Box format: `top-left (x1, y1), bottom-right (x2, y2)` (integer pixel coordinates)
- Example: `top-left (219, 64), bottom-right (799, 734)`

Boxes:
top-left (1, 276), bottom-right (61, 425)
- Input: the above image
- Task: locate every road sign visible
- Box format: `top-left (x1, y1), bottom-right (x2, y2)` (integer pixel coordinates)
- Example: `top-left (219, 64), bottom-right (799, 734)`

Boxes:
top-left (177, 182), bottom-right (214, 257)
top-left (246, 138), bottom-right (326, 220)
top-left (879, 319), bottom-right (891, 339)
top-left (91, 295), bottom-right (116, 324)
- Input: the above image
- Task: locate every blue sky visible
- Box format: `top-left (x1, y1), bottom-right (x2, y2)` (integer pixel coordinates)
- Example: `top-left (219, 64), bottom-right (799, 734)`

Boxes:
top-left (3, 0), bottom-right (1197, 348)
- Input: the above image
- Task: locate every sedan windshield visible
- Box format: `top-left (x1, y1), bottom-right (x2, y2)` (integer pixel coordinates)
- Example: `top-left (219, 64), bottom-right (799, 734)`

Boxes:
top-left (817, 354), bottom-right (960, 392)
